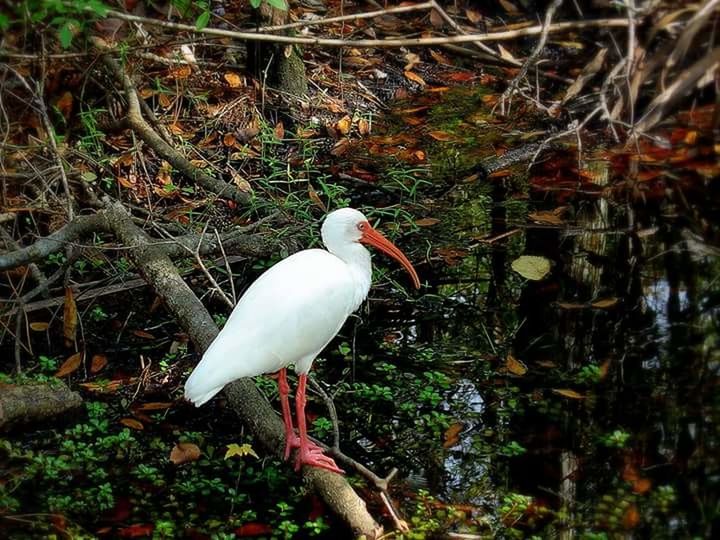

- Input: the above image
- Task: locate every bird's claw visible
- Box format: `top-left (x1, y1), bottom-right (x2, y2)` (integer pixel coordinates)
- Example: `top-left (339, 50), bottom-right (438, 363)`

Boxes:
top-left (294, 444), bottom-right (344, 474)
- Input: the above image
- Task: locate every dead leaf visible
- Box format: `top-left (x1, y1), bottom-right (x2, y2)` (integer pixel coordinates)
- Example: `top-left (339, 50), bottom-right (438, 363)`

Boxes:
top-left (135, 402), bottom-right (173, 411)
top-left (63, 287), bottom-right (77, 345)
top-left (528, 211), bottom-right (565, 225)
top-left (466, 8), bottom-right (483, 24)
top-left (55, 352), bottom-right (82, 377)
top-left (404, 71), bottom-right (427, 86)
top-left (552, 388), bottom-right (586, 399)
top-left (30, 322), bottom-right (49, 331)
top-left (415, 218), bottom-right (440, 227)
top-left (498, 44), bottom-right (517, 62)
top-left (429, 49), bottom-right (452, 65)
top-left (308, 185), bottom-right (327, 211)
top-left (357, 118), bottom-right (370, 136)
top-left (506, 354), bottom-right (528, 376)
top-left (557, 302), bottom-right (586, 310)
top-left (335, 115), bottom-right (352, 136)
top-left (623, 504), bottom-right (640, 529)
top-left (55, 91), bottom-right (73, 120)
top-left (631, 477), bottom-right (652, 495)
top-left (591, 297), bottom-right (619, 309)
top-left (222, 133), bottom-right (237, 147)
top-left (90, 354), bottom-right (108, 373)
top-left (224, 72), bottom-right (242, 88)
top-left (120, 418), bottom-right (144, 430)
top-left (230, 171), bottom-right (252, 193)
top-left (498, 0), bottom-right (521, 15)
top-left (274, 121), bottom-right (285, 140)
top-left (158, 93), bottom-right (171, 109)
top-left (443, 422), bottom-right (463, 448)
top-left (404, 52), bottom-right (421, 71)
top-left (132, 329), bottom-right (156, 340)
top-left (511, 255), bottom-right (552, 281)
top-left (170, 442), bottom-right (201, 465)
top-left (429, 8), bottom-right (443, 28)
top-left (428, 131), bottom-right (454, 142)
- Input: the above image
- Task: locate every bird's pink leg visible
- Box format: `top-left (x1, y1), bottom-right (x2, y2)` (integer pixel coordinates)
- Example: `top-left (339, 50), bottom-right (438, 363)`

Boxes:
top-left (294, 374), bottom-right (344, 474)
top-left (277, 368), bottom-right (299, 461)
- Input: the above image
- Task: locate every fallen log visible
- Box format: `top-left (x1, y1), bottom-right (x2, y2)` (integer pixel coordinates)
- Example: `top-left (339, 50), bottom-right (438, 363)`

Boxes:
top-left (0, 382), bottom-right (82, 430)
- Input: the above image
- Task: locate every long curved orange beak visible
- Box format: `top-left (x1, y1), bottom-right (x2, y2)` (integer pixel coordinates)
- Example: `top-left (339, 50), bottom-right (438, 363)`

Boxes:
top-left (360, 224), bottom-right (421, 289)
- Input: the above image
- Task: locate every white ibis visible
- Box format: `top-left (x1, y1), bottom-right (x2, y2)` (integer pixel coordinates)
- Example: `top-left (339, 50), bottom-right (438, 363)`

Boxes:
top-left (184, 208), bottom-right (420, 473)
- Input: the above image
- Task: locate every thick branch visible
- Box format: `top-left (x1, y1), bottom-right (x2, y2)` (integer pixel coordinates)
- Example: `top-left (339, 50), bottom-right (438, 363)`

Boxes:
top-left (0, 383), bottom-right (83, 430)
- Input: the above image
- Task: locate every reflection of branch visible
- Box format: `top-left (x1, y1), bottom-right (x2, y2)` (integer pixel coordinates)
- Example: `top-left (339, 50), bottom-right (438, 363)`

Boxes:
top-left (307, 375), bottom-right (409, 533)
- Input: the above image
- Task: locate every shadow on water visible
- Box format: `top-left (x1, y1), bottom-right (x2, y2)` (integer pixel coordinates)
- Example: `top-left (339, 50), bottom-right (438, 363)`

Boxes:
top-left (333, 89), bottom-right (720, 537)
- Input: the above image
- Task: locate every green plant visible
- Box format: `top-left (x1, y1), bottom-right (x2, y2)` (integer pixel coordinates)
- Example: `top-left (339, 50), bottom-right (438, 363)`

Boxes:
top-left (311, 417), bottom-right (333, 439)
top-left (601, 429), bottom-right (630, 448)
top-left (38, 355), bottom-right (58, 373)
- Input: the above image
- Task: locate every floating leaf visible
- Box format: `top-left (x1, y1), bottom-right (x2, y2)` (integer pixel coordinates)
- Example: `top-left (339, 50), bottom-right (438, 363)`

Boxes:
top-left (552, 388), bottom-right (586, 399)
top-left (225, 443), bottom-right (259, 460)
top-left (443, 423), bottom-right (463, 448)
top-left (120, 418), bottom-right (144, 430)
top-left (63, 287), bottom-right (77, 345)
top-left (511, 255), bottom-right (551, 281)
top-left (55, 352), bottom-right (82, 377)
top-left (30, 322), bottom-right (49, 331)
top-left (506, 354), bottom-right (528, 376)
top-left (591, 297), bottom-right (619, 309)
top-left (170, 442), bottom-right (201, 464)
top-left (90, 354), bottom-right (108, 373)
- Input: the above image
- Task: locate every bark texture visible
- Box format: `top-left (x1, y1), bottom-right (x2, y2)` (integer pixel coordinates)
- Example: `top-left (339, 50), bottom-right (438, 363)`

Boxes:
top-left (0, 383), bottom-right (83, 430)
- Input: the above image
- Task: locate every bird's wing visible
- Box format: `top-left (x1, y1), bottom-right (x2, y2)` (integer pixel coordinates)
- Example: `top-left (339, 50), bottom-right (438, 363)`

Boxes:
top-left (184, 249), bottom-right (355, 405)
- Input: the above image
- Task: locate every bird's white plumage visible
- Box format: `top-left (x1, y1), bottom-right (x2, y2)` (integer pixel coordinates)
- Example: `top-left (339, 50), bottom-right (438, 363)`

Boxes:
top-left (185, 209), bottom-right (375, 406)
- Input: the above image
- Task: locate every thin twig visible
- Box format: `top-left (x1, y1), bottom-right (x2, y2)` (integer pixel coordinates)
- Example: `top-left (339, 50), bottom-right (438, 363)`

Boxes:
top-left (99, 9), bottom-right (629, 48)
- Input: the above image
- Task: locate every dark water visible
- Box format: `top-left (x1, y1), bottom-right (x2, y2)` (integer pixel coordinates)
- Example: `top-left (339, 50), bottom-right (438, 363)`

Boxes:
top-left (327, 93), bottom-right (720, 538)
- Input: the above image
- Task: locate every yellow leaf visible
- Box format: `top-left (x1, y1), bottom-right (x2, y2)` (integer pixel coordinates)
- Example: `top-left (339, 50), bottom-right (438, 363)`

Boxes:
top-left (404, 70), bottom-right (427, 86)
top-left (223, 71), bottom-right (242, 88)
top-left (335, 115), bottom-right (352, 136)
top-left (30, 322), bottom-right (49, 331)
top-left (120, 418), bottom-right (144, 430)
top-left (225, 443), bottom-right (259, 460)
top-left (552, 388), bottom-right (586, 399)
top-left (170, 442), bottom-right (201, 464)
top-left (63, 287), bottom-right (77, 344)
top-left (506, 354), bottom-right (528, 376)
top-left (511, 255), bottom-right (552, 281)
top-left (55, 352), bottom-right (82, 377)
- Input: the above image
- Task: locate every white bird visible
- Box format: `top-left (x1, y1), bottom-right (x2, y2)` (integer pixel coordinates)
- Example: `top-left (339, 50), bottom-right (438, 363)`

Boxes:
top-left (185, 208), bottom-right (420, 473)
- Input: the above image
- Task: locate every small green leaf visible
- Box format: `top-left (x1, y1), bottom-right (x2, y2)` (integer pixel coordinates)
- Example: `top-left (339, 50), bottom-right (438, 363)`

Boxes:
top-left (250, 0), bottom-right (262, 8)
top-left (511, 255), bottom-right (552, 281)
top-left (0, 13), bottom-right (10, 31)
top-left (81, 171), bottom-right (97, 183)
top-left (195, 10), bottom-right (210, 30)
top-left (58, 22), bottom-right (74, 49)
top-left (225, 443), bottom-right (259, 460)
top-left (265, 0), bottom-right (288, 10)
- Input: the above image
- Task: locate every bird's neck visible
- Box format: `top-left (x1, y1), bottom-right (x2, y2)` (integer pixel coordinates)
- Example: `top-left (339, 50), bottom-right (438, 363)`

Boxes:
top-left (329, 243), bottom-right (372, 310)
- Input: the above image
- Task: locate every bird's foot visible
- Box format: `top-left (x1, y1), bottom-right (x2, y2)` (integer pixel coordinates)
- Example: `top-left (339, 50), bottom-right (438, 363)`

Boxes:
top-left (294, 443), bottom-right (344, 474)
top-left (283, 433), bottom-right (300, 461)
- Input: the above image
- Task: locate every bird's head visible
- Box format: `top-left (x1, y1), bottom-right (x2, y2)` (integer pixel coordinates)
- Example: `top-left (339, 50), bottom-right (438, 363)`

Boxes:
top-left (321, 208), bottom-right (421, 288)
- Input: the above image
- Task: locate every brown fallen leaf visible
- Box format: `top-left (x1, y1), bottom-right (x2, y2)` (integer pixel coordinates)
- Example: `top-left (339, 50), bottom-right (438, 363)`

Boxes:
top-left (443, 422), bottom-right (463, 448)
top-left (415, 218), bottom-right (440, 227)
top-left (428, 131), bottom-right (454, 142)
top-left (506, 354), bottom-right (528, 376)
top-left (120, 418), bottom-right (144, 430)
top-left (90, 354), bottom-right (108, 374)
top-left (274, 121), bottom-right (285, 140)
top-left (132, 329), bottom-right (156, 340)
top-left (404, 70), bottom-right (427, 86)
top-left (552, 388), bottom-right (586, 399)
top-left (224, 72), bottom-right (242, 88)
top-left (135, 402), bottom-right (173, 411)
top-left (170, 442), bottom-right (201, 465)
top-left (308, 185), bottom-right (327, 212)
top-left (55, 352), bottom-right (82, 377)
top-left (335, 115), bottom-right (352, 136)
